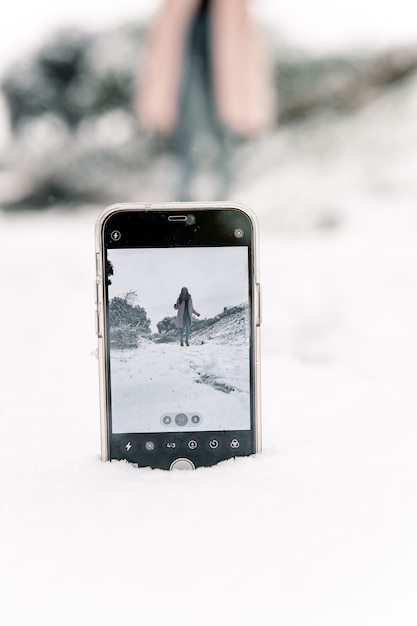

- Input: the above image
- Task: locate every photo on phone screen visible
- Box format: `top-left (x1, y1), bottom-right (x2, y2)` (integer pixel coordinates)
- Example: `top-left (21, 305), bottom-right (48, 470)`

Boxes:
top-left (107, 245), bottom-right (251, 434)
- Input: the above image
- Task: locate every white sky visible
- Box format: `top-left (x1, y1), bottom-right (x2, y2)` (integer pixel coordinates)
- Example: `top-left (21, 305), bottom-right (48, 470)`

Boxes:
top-left (1, 0), bottom-right (416, 78)
top-left (256, 0), bottom-right (417, 51)
top-left (108, 246), bottom-right (249, 331)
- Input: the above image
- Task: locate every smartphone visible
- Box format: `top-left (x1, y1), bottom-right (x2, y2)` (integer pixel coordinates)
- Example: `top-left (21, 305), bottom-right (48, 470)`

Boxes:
top-left (95, 202), bottom-right (261, 470)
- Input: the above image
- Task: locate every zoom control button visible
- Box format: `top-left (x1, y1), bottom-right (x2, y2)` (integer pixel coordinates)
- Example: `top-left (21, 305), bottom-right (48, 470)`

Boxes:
top-left (175, 413), bottom-right (188, 427)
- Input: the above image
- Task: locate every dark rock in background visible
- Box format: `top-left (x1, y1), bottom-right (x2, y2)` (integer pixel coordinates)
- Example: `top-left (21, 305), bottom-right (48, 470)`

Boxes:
top-left (2, 26), bottom-right (143, 131)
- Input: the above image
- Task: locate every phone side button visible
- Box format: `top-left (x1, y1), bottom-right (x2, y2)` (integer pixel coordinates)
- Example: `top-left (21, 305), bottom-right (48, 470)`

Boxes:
top-left (95, 310), bottom-right (103, 338)
top-left (170, 458), bottom-right (195, 471)
top-left (256, 283), bottom-right (262, 327)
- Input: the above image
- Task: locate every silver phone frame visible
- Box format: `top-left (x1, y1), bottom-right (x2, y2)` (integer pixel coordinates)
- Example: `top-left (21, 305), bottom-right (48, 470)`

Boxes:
top-left (95, 201), bottom-right (262, 463)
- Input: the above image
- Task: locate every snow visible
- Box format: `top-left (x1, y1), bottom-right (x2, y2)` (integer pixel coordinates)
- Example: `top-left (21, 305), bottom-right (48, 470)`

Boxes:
top-left (1, 199), bottom-right (415, 625)
top-left (1, 80), bottom-right (417, 624)
top-left (110, 338), bottom-right (250, 433)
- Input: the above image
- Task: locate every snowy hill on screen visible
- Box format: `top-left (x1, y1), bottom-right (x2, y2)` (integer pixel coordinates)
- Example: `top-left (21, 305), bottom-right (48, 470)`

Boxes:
top-left (154, 303), bottom-right (249, 346)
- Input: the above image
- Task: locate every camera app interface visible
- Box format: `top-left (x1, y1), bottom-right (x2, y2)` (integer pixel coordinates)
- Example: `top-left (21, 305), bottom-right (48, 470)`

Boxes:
top-left (107, 246), bottom-right (251, 434)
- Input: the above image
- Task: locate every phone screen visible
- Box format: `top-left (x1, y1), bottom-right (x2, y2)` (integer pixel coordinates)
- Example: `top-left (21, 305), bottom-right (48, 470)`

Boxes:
top-left (99, 206), bottom-right (259, 468)
top-left (108, 245), bottom-right (250, 434)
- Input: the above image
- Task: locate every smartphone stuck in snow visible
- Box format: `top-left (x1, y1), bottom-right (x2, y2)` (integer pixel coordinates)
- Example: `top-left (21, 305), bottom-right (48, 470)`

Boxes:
top-left (95, 202), bottom-right (261, 469)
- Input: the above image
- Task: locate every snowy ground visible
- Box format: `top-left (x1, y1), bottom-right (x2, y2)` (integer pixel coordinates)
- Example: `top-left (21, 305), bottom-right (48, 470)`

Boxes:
top-left (110, 338), bottom-right (250, 433)
top-left (0, 188), bottom-right (415, 624)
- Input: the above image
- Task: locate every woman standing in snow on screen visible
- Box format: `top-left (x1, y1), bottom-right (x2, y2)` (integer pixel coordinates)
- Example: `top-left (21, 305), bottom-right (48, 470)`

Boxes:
top-left (174, 287), bottom-right (200, 346)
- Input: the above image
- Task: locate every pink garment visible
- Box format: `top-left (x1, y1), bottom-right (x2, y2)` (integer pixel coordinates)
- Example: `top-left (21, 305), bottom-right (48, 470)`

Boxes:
top-left (137, 0), bottom-right (276, 136)
top-left (174, 297), bottom-right (199, 329)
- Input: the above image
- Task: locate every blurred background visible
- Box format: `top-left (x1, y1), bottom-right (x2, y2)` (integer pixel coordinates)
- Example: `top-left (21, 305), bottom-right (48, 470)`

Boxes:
top-left (0, 0), bottom-right (416, 218)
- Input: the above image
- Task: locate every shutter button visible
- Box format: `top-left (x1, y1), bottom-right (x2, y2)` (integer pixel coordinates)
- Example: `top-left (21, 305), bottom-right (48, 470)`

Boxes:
top-left (170, 458), bottom-right (195, 471)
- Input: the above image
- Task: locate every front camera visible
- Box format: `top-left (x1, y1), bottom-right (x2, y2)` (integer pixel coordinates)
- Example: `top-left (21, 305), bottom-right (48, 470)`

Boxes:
top-left (186, 214), bottom-right (196, 226)
top-left (234, 228), bottom-right (244, 239)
